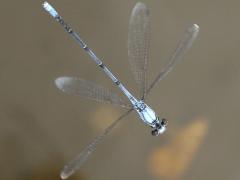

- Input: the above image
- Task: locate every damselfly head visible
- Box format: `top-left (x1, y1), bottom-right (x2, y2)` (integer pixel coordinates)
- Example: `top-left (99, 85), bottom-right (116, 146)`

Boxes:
top-left (151, 118), bottom-right (167, 136)
top-left (161, 118), bottom-right (168, 126)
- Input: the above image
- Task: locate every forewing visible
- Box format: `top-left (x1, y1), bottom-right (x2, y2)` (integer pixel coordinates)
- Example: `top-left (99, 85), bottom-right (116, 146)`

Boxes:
top-left (55, 77), bottom-right (130, 108)
top-left (145, 24), bottom-right (200, 97)
top-left (128, 2), bottom-right (150, 99)
top-left (60, 109), bottom-right (133, 179)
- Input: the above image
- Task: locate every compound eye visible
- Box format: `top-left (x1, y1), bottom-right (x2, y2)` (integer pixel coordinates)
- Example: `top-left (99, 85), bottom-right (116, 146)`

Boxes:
top-left (161, 118), bottom-right (168, 126)
top-left (151, 129), bottom-right (159, 136)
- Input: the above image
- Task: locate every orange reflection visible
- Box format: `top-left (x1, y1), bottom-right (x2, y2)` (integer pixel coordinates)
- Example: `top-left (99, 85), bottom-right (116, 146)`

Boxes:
top-left (148, 118), bottom-right (208, 180)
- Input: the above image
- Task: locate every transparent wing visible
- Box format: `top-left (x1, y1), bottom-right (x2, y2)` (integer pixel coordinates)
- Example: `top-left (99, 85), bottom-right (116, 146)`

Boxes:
top-left (145, 24), bottom-right (200, 97)
top-left (60, 109), bottom-right (133, 179)
top-left (128, 2), bottom-right (150, 99)
top-left (55, 77), bottom-right (130, 109)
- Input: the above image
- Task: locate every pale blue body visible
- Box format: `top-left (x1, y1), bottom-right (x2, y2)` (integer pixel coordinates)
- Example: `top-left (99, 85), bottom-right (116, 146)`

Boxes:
top-left (43, 1), bottom-right (166, 135)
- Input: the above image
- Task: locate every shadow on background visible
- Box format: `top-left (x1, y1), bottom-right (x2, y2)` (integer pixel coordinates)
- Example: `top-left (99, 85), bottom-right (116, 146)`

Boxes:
top-left (0, 105), bottom-right (87, 180)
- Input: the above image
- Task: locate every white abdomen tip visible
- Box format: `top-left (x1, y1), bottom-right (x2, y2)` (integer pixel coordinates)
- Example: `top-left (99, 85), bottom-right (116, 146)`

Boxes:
top-left (193, 24), bottom-right (200, 31)
top-left (42, 1), bottom-right (58, 18)
top-left (189, 24), bottom-right (200, 33)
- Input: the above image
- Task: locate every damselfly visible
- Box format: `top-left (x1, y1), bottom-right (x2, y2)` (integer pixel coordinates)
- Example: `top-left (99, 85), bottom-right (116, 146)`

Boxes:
top-left (42, 1), bottom-right (199, 179)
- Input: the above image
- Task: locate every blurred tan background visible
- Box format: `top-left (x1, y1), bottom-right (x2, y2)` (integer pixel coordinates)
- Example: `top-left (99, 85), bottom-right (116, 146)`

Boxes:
top-left (0, 0), bottom-right (240, 179)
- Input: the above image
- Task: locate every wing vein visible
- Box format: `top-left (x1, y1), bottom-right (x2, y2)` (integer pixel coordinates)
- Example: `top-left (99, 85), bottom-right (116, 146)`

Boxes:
top-left (60, 109), bottom-right (133, 179)
top-left (128, 2), bottom-right (150, 99)
top-left (145, 24), bottom-right (200, 97)
top-left (55, 76), bottom-right (130, 108)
